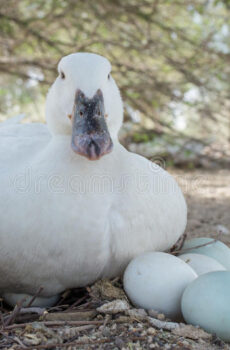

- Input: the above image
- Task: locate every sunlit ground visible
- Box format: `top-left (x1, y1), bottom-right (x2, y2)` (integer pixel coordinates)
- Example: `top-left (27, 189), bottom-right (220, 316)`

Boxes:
top-left (172, 169), bottom-right (230, 246)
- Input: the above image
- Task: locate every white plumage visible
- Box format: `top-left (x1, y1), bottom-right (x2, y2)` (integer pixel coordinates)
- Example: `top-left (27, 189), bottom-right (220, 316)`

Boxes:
top-left (0, 53), bottom-right (187, 306)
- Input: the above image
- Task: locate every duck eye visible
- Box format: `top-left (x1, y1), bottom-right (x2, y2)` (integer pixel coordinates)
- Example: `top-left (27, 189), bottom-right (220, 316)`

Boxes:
top-left (60, 71), bottom-right (65, 79)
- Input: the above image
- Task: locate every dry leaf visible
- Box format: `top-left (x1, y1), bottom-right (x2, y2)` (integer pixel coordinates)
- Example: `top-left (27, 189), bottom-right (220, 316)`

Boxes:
top-left (97, 299), bottom-right (130, 314)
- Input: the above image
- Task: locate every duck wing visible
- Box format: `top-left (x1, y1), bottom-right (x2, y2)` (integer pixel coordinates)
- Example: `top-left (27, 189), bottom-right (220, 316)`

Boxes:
top-left (0, 114), bottom-right (26, 127)
top-left (0, 121), bottom-right (51, 170)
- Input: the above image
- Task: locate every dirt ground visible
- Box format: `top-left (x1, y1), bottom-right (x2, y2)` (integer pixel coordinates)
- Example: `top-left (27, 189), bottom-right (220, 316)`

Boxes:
top-left (174, 169), bottom-right (230, 245)
top-left (1, 169), bottom-right (230, 350)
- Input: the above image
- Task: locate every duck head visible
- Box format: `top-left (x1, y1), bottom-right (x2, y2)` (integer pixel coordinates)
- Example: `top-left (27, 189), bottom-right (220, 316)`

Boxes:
top-left (46, 53), bottom-right (123, 160)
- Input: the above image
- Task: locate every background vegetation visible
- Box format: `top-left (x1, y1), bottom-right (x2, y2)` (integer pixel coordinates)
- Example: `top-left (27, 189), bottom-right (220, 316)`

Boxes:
top-left (0, 0), bottom-right (229, 167)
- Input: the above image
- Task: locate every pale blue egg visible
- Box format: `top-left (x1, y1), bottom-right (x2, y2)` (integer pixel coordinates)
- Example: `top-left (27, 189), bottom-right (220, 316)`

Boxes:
top-left (182, 271), bottom-right (230, 341)
top-left (123, 252), bottom-right (197, 320)
top-left (181, 237), bottom-right (230, 270)
top-left (179, 253), bottom-right (226, 276)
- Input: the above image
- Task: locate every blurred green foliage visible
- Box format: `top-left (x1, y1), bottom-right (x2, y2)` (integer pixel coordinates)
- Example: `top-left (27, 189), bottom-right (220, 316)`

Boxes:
top-left (0, 0), bottom-right (229, 147)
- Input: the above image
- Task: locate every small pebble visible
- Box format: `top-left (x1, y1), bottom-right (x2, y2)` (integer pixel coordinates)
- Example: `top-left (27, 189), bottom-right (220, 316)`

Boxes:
top-left (115, 336), bottom-right (124, 349)
top-left (126, 308), bottom-right (147, 320)
top-left (137, 323), bottom-right (144, 328)
top-left (164, 345), bottom-right (172, 350)
top-left (148, 309), bottom-right (159, 318)
top-left (183, 340), bottom-right (190, 346)
top-left (116, 315), bottom-right (130, 322)
top-left (111, 323), bottom-right (117, 331)
top-left (157, 313), bottom-right (165, 320)
top-left (101, 327), bottom-right (110, 337)
top-left (147, 327), bottom-right (157, 336)
top-left (141, 330), bottom-right (147, 336)
top-left (147, 336), bottom-right (153, 343)
top-left (96, 314), bottom-right (103, 320)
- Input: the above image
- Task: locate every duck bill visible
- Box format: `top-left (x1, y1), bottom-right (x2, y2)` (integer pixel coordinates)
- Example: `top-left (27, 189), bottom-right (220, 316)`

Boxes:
top-left (71, 89), bottom-right (113, 160)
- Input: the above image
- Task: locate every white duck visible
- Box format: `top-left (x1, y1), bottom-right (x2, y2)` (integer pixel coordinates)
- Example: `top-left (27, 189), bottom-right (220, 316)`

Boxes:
top-left (0, 53), bottom-right (187, 307)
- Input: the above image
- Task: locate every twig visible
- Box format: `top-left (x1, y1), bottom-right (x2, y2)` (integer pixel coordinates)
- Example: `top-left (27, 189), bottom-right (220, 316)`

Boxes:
top-left (101, 314), bottom-right (111, 331)
top-left (147, 316), bottom-right (180, 331)
top-left (13, 336), bottom-right (28, 349)
top-left (170, 239), bottom-right (217, 255)
top-left (62, 324), bottom-right (96, 342)
top-left (42, 310), bottom-right (96, 321)
top-left (3, 306), bottom-right (45, 325)
top-left (0, 329), bottom-right (12, 346)
top-left (111, 277), bottom-right (120, 285)
top-left (4, 298), bottom-right (26, 327)
top-left (169, 233), bottom-right (187, 254)
top-left (65, 295), bottom-right (88, 311)
top-left (3, 319), bottom-right (104, 330)
top-left (26, 286), bottom-right (44, 307)
top-left (47, 305), bottom-right (69, 312)
top-left (76, 301), bottom-right (93, 310)
top-left (7, 312), bottom-right (40, 324)
top-left (18, 307), bottom-right (46, 315)
top-left (0, 311), bottom-right (5, 328)
top-left (56, 290), bottom-right (71, 306)
top-left (13, 334), bottom-right (150, 350)
top-left (14, 338), bottom-right (111, 350)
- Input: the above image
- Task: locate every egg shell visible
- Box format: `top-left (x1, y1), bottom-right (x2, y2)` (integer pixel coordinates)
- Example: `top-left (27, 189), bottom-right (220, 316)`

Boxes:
top-left (179, 253), bottom-right (226, 276)
top-left (181, 271), bottom-right (230, 341)
top-left (182, 237), bottom-right (230, 270)
top-left (123, 252), bottom-right (197, 320)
